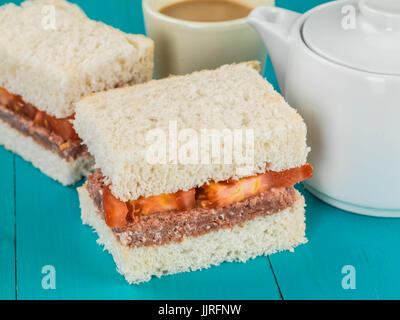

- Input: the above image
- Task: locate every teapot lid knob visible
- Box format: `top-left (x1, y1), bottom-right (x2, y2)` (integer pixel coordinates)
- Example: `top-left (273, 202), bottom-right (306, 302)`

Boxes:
top-left (359, 0), bottom-right (400, 29)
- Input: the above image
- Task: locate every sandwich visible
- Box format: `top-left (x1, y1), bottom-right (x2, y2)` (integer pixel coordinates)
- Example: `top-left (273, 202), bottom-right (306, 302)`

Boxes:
top-left (0, 0), bottom-right (154, 185)
top-left (75, 62), bottom-right (313, 284)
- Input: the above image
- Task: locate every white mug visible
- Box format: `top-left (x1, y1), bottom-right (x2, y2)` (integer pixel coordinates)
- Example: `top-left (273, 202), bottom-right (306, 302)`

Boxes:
top-left (143, 0), bottom-right (275, 79)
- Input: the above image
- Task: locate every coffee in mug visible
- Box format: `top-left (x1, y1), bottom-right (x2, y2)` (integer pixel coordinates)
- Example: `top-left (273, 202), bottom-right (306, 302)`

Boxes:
top-left (159, 0), bottom-right (254, 22)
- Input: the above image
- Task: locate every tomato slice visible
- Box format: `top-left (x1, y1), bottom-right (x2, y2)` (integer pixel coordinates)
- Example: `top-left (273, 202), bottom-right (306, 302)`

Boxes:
top-left (197, 177), bottom-right (260, 209)
top-left (259, 163), bottom-right (313, 190)
top-left (33, 111), bottom-right (46, 127)
top-left (21, 103), bottom-right (37, 119)
top-left (0, 89), bottom-right (25, 114)
top-left (11, 95), bottom-right (24, 113)
top-left (198, 164), bottom-right (313, 209)
top-left (0, 88), bottom-right (13, 107)
top-left (103, 187), bottom-right (128, 228)
top-left (0, 87), bottom-right (79, 142)
top-left (99, 164), bottom-right (313, 228)
top-left (132, 189), bottom-right (196, 216)
top-left (176, 189), bottom-right (196, 211)
top-left (46, 115), bottom-right (79, 141)
top-left (133, 194), bottom-right (179, 216)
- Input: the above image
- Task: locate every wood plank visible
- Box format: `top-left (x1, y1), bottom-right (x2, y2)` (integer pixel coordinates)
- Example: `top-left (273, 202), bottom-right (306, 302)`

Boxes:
top-left (77, 0), bottom-right (139, 34)
top-left (0, 147), bottom-right (16, 300)
top-left (269, 185), bottom-right (400, 299)
top-left (0, 0), bottom-right (23, 5)
top-left (276, 0), bottom-right (333, 14)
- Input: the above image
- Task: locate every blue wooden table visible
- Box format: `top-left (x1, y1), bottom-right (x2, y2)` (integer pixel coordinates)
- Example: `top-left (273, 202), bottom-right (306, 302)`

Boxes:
top-left (1, 0), bottom-right (399, 300)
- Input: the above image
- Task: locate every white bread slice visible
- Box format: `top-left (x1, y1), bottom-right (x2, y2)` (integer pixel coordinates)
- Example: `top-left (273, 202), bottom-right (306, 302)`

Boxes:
top-left (0, 119), bottom-right (93, 185)
top-left (78, 186), bottom-right (307, 284)
top-left (0, 0), bottom-right (154, 118)
top-left (75, 62), bottom-right (309, 201)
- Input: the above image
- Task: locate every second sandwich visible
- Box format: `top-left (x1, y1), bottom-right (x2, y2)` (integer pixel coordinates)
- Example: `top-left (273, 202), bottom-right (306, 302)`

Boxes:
top-left (0, 0), bottom-right (153, 185)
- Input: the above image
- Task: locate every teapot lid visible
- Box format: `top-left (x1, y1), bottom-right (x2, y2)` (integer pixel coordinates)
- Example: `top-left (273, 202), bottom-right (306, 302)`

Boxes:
top-left (302, 0), bottom-right (400, 75)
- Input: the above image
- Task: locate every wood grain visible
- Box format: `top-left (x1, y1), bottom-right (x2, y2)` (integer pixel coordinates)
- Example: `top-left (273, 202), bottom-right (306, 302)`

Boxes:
top-left (269, 185), bottom-right (400, 299)
top-left (0, 147), bottom-right (15, 299)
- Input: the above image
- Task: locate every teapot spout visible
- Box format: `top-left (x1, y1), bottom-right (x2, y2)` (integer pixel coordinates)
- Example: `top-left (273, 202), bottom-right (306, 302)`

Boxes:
top-left (247, 7), bottom-right (300, 94)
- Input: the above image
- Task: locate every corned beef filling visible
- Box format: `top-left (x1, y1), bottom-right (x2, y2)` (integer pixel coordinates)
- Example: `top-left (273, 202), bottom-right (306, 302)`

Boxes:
top-left (0, 87), bottom-right (87, 161)
top-left (86, 164), bottom-right (313, 247)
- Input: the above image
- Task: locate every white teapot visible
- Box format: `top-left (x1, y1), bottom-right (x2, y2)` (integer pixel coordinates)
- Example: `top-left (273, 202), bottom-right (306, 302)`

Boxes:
top-left (248, 0), bottom-right (400, 217)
